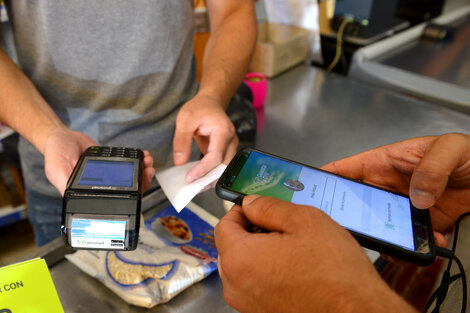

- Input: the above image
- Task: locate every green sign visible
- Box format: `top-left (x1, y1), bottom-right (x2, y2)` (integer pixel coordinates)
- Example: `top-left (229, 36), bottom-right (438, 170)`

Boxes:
top-left (0, 258), bottom-right (64, 312)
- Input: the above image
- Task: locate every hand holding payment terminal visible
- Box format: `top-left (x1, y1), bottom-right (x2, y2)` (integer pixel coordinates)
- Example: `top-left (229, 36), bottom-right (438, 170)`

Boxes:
top-left (61, 146), bottom-right (143, 251)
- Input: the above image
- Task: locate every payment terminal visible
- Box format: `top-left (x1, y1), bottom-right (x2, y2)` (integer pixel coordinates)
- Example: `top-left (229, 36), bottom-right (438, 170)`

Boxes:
top-left (61, 146), bottom-right (143, 251)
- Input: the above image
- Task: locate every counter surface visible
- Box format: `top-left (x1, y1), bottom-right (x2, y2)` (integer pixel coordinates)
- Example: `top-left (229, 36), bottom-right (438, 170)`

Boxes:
top-left (49, 65), bottom-right (470, 312)
top-left (378, 14), bottom-right (470, 89)
top-left (349, 7), bottom-right (470, 113)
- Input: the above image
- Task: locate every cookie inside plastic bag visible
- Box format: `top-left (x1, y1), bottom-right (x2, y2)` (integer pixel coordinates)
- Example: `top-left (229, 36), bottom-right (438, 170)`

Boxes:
top-left (66, 202), bottom-right (219, 308)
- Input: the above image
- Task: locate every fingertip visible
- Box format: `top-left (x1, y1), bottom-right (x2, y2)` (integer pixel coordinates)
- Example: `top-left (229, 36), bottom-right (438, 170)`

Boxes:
top-left (229, 203), bottom-right (243, 215)
top-left (433, 231), bottom-right (447, 248)
top-left (174, 151), bottom-right (190, 166)
top-left (184, 157), bottom-right (219, 183)
top-left (185, 176), bottom-right (194, 183)
top-left (143, 150), bottom-right (153, 159)
top-left (410, 189), bottom-right (435, 209)
top-left (185, 167), bottom-right (198, 183)
top-left (144, 156), bottom-right (154, 167)
top-left (243, 194), bottom-right (261, 206)
top-left (409, 133), bottom-right (467, 210)
top-left (240, 196), bottom-right (294, 233)
top-left (142, 167), bottom-right (156, 191)
top-left (320, 162), bottom-right (336, 173)
top-left (146, 167), bottom-right (156, 177)
top-left (185, 164), bottom-right (207, 183)
top-left (173, 130), bottom-right (192, 164)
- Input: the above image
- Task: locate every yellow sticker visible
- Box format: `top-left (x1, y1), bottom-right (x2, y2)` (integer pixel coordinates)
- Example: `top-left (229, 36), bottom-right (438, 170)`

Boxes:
top-left (0, 258), bottom-right (64, 313)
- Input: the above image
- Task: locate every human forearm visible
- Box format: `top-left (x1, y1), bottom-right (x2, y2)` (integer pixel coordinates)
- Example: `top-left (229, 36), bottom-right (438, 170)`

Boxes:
top-left (199, 0), bottom-right (257, 107)
top-left (0, 49), bottom-right (66, 153)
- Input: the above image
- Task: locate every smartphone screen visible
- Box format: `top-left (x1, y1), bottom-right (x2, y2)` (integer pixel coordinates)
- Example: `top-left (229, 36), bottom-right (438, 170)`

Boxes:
top-left (218, 149), bottom-right (434, 261)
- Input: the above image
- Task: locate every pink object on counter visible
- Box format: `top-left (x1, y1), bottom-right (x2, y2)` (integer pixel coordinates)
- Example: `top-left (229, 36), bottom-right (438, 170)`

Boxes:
top-left (243, 72), bottom-right (267, 109)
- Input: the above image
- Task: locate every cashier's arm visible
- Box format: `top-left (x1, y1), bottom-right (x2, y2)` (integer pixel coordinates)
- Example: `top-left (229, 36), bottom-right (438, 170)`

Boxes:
top-left (0, 46), bottom-right (155, 195)
top-left (0, 25), bottom-right (99, 197)
top-left (0, 43), bottom-right (100, 195)
top-left (0, 22), bottom-right (54, 152)
top-left (0, 43), bottom-right (68, 154)
top-left (173, 0), bottom-right (257, 182)
top-left (199, 0), bottom-right (257, 105)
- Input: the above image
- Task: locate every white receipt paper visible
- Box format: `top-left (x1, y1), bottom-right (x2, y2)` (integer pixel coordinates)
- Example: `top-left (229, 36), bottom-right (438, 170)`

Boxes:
top-left (155, 161), bottom-right (227, 212)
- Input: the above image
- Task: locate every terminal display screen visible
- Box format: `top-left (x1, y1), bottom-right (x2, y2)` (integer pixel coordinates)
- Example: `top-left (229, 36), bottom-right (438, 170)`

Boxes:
top-left (78, 160), bottom-right (134, 187)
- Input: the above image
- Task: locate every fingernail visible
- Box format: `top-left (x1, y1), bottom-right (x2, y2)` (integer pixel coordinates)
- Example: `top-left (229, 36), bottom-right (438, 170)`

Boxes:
top-left (185, 175), bottom-right (194, 183)
top-left (243, 194), bottom-right (261, 206)
top-left (174, 152), bottom-right (184, 160)
top-left (410, 189), bottom-right (435, 209)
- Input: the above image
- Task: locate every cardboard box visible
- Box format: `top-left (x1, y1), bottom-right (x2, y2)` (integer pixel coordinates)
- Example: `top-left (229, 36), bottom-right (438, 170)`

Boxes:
top-left (248, 23), bottom-right (310, 78)
top-left (319, 0), bottom-right (335, 35)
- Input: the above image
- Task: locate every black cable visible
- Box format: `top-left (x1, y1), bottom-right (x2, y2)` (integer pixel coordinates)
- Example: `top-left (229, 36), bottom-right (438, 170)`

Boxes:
top-left (449, 212), bottom-right (470, 271)
top-left (327, 18), bottom-right (351, 72)
top-left (453, 255), bottom-right (467, 313)
top-left (423, 212), bottom-right (470, 313)
top-left (427, 248), bottom-right (467, 313)
top-left (425, 273), bottom-right (463, 313)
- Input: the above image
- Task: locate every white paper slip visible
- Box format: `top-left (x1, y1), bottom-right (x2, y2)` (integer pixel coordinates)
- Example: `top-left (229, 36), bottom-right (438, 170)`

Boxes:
top-left (156, 161), bottom-right (227, 212)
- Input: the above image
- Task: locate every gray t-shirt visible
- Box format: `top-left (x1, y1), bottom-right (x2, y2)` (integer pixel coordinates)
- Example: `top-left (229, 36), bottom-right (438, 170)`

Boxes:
top-left (4, 1), bottom-right (198, 197)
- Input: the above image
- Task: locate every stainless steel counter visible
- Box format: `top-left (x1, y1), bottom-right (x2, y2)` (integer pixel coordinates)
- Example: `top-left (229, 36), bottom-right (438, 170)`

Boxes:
top-left (256, 65), bottom-right (470, 166)
top-left (378, 14), bottom-right (470, 90)
top-left (350, 6), bottom-right (470, 113)
top-left (46, 65), bottom-right (470, 312)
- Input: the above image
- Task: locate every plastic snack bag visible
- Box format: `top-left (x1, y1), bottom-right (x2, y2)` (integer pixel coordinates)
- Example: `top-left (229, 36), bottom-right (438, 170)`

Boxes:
top-left (65, 202), bottom-right (219, 308)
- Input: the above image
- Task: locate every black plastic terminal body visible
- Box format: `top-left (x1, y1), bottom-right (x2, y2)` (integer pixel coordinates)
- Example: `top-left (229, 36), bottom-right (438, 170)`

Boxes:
top-left (61, 146), bottom-right (143, 251)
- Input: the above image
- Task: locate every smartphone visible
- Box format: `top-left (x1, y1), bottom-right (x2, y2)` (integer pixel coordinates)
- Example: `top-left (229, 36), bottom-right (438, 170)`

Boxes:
top-left (216, 148), bottom-right (436, 266)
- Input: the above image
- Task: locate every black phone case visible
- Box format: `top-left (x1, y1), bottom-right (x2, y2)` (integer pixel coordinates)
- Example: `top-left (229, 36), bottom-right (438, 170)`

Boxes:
top-left (216, 148), bottom-right (436, 266)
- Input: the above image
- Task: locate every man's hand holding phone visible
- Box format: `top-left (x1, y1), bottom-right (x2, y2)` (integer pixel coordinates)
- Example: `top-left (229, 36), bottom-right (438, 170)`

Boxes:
top-left (215, 133), bottom-right (470, 313)
top-left (215, 195), bottom-right (417, 313)
top-left (321, 133), bottom-right (470, 248)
